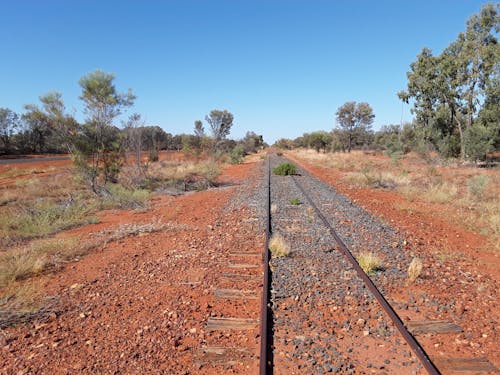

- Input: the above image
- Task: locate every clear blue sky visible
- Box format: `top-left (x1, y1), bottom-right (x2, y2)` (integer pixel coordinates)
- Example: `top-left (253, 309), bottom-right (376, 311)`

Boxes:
top-left (0, 0), bottom-right (490, 144)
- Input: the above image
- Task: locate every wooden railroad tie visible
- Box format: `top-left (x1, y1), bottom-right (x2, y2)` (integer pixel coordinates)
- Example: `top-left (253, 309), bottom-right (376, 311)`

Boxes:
top-left (406, 320), bottom-right (462, 335)
top-left (227, 263), bottom-right (259, 269)
top-left (434, 358), bottom-right (499, 373)
top-left (206, 317), bottom-right (259, 330)
top-left (215, 288), bottom-right (258, 300)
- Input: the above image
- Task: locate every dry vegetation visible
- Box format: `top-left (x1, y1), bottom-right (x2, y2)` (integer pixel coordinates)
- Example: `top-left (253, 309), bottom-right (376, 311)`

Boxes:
top-left (269, 233), bottom-right (291, 257)
top-left (0, 154), bottom-right (222, 315)
top-left (290, 149), bottom-right (500, 250)
top-left (356, 252), bottom-right (384, 275)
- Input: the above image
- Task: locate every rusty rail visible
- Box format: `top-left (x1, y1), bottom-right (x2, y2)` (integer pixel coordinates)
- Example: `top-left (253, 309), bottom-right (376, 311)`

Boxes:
top-left (259, 158), bottom-right (273, 374)
top-left (291, 173), bottom-right (441, 375)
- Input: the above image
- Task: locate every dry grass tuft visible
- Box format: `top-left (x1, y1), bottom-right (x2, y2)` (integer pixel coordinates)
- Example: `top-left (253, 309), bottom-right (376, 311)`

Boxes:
top-left (269, 233), bottom-right (291, 257)
top-left (422, 182), bottom-right (458, 204)
top-left (407, 257), bottom-right (423, 283)
top-left (356, 252), bottom-right (383, 275)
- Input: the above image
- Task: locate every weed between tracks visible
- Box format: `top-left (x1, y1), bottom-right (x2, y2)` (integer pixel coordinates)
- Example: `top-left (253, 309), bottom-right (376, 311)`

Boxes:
top-left (356, 252), bottom-right (383, 275)
top-left (269, 233), bottom-right (291, 257)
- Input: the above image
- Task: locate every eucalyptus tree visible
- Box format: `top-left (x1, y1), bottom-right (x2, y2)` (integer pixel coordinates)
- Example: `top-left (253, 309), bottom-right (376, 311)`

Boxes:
top-left (400, 3), bottom-right (499, 160)
top-left (78, 70), bottom-right (135, 193)
top-left (335, 101), bottom-right (375, 152)
top-left (205, 109), bottom-right (234, 153)
top-left (0, 108), bottom-right (20, 153)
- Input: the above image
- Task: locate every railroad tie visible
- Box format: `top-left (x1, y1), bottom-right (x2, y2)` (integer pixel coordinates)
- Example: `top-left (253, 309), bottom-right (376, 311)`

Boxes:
top-left (206, 317), bottom-right (259, 330)
top-left (227, 263), bottom-right (259, 269)
top-left (434, 358), bottom-right (499, 373)
top-left (214, 288), bottom-right (258, 300)
top-left (406, 320), bottom-right (462, 335)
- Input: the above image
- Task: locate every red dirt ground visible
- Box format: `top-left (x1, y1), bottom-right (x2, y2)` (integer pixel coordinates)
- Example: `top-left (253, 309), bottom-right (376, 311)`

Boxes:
top-left (288, 153), bottom-right (500, 374)
top-left (1, 157), bottom-right (264, 374)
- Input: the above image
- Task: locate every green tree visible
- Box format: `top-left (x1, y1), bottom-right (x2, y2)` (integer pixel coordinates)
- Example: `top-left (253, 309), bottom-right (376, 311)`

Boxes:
top-left (205, 109), bottom-right (234, 153)
top-left (335, 101), bottom-right (375, 152)
top-left (400, 3), bottom-right (500, 160)
top-left (0, 108), bottom-right (20, 153)
top-left (308, 131), bottom-right (332, 153)
top-left (77, 70), bottom-right (135, 193)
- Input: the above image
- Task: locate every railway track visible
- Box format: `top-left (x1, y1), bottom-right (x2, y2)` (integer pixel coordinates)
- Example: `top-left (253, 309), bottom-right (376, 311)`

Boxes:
top-left (201, 154), bottom-right (498, 374)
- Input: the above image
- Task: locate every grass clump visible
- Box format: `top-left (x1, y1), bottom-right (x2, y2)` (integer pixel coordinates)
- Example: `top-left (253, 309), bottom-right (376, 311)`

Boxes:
top-left (467, 174), bottom-right (490, 199)
top-left (269, 233), bottom-right (291, 257)
top-left (0, 237), bottom-right (79, 287)
top-left (356, 252), bottom-right (383, 275)
top-left (407, 257), bottom-right (423, 283)
top-left (423, 182), bottom-right (458, 204)
top-left (103, 184), bottom-right (150, 209)
top-left (273, 162), bottom-right (297, 176)
top-left (289, 198), bottom-right (301, 205)
top-left (0, 199), bottom-right (98, 246)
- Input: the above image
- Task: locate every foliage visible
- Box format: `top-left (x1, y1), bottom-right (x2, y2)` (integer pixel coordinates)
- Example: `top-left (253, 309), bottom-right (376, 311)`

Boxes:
top-left (289, 198), bottom-right (301, 205)
top-left (464, 123), bottom-right (494, 162)
top-left (399, 3), bottom-right (500, 160)
top-left (335, 101), bottom-right (375, 152)
top-left (229, 144), bottom-right (245, 164)
top-left (273, 162), bottom-right (297, 176)
top-left (241, 131), bottom-right (264, 154)
top-left (467, 174), bottom-right (490, 199)
top-left (77, 70), bottom-right (135, 193)
top-left (205, 109), bottom-right (234, 153)
top-left (0, 108), bottom-right (20, 153)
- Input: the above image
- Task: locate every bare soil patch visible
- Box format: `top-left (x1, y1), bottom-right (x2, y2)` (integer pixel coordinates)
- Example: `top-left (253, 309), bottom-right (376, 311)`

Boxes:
top-left (1, 156), bottom-right (264, 374)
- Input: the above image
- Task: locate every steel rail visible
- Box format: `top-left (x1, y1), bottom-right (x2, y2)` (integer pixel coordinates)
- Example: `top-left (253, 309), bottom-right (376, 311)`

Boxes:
top-left (259, 157), bottom-right (273, 374)
top-left (291, 173), bottom-right (441, 375)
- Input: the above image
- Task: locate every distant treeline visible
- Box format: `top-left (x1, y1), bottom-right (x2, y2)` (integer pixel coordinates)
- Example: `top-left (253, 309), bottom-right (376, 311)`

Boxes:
top-left (275, 4), bottom-right (499, 162)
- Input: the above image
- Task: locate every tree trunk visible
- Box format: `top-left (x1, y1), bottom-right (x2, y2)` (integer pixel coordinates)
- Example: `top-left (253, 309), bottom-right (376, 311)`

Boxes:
top-left (455, 116), bottom-right (465, 160)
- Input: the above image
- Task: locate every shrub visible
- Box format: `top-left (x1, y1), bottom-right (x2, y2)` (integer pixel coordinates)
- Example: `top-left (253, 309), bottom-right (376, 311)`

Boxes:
top-left (104, 184), bottom-right (150, 209)
top-left (229, 144), bottom-right (245, 164)
top-left (149, 149), bottom-right (159, 162)
top-left (408, 257), bottom-right (423, 283)
top-left (423, 182), bottom-right (458, 204)
top-left (269, 233), bottom-right (291, 257)
top-left (273, 163), bottom-right (297, 176)
top-left (467, 175), bottom-right (490, 199)
top-left (356, 252), bottom-right (383, 275)
top-left (289, 198), bottom-right (301, 205)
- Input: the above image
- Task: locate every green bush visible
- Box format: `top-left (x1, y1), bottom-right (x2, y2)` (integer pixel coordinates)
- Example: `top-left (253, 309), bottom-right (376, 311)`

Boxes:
top-left (229, 144), bottom-right (245, 164)
top-left (289, 198), bottom-right (301, 205)
top-left (467, 175), bottom-right (490, 199)
top-left (273, 162), bottom-right (297, 176)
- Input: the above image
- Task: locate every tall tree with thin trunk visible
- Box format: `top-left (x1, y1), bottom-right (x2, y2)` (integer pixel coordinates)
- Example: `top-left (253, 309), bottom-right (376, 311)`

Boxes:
top-left (205, 109), bottom-right (233, 153)
top-left (78, 70), bottom-right (135, 193)
top-left (335, 101), bottom-right (375, 152)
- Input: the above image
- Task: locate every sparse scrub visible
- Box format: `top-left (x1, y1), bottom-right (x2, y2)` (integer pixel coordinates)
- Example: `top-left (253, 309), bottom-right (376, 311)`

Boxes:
top-left (407, 257), bottom-right (423, 283)
top-left (356, 252), bottom-right (383, 275)
top-left (0, 199), bottom-right (98, 246)
top-left (422, 182), bottom-right (458, 204)
top-left (269, 233), bottom-right (291, 257)
top-left (289, 198), bottom-right (301, 205)
top-left (229, 144), bottom-right (245, 164)
top-left (0, 237), bottom-right (78, 287)
top-left (103, 184), bottom-right (150, 209)
top-left (273, 162), bottom-right (297, 176)
top-left (467, 174), bottom-right (490, 199)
